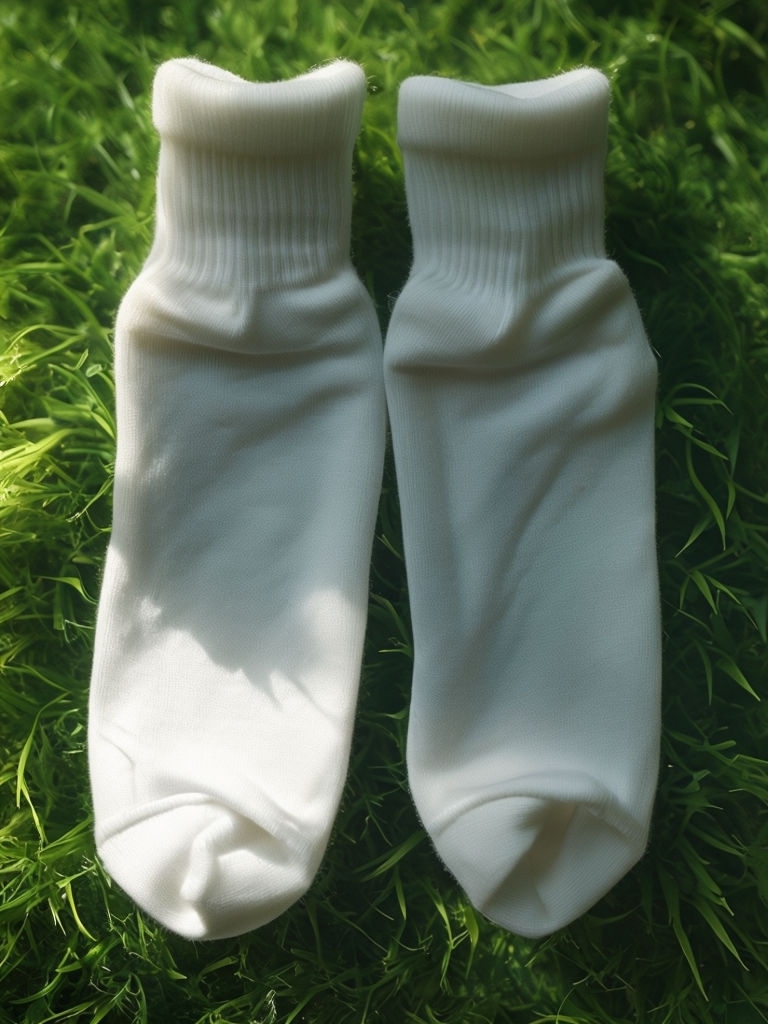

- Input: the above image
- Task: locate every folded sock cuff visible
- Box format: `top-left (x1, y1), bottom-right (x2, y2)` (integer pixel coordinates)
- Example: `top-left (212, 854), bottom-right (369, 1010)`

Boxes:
top-left (397, 67), bottom-right (610, 162)
top-left (153, 57), bottom-right (367, 157)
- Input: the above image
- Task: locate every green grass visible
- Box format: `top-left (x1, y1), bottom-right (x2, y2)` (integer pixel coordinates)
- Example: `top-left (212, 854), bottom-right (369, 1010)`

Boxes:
top-left (2, 0), bottom-right (768, 1020)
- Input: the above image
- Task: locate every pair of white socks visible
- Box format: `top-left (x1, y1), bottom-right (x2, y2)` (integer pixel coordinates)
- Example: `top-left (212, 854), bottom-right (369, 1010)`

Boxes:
top-left (89, 57), bottom-right (661, 941)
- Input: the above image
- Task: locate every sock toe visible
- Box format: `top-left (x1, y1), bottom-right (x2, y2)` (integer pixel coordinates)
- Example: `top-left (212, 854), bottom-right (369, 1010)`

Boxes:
top-left (427, 775), bottom-right (649, 938)
top-left (98, 796), bottom-right (318, 940)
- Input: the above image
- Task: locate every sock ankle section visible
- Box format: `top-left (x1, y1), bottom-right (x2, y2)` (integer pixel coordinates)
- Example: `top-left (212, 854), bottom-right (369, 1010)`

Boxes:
top-left (384, 68), bottom-right (661, 938)
top-left (88, 58), bottom-right (386, 940)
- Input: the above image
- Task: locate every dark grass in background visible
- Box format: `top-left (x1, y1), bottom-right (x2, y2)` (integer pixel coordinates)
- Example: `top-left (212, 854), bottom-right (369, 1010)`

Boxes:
top-left (1, 1), bottom-right (767, 1021)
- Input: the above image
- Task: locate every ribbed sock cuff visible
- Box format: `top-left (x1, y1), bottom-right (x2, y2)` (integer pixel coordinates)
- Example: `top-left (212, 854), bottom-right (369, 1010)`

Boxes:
top-left (139, 58), bottom-right (367, 295)
top-left (397, 68), bottom-right (612, 289)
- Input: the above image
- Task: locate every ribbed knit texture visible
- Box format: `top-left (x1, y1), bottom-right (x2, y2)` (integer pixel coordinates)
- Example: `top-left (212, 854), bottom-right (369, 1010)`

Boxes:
top-left (384, 68), bottom-right (662, 938)
top-left (88, 58), bottom-right (386, 940)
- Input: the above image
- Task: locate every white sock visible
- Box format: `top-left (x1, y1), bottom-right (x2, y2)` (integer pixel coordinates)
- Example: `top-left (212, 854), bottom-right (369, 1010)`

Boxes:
top-left (88, 58), bottom-right (385, 940)
top-left (384, 68), bottom-right (662, 938)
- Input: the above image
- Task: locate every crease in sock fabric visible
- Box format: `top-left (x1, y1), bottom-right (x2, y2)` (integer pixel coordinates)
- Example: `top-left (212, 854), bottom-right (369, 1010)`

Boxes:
top-left (88, 57), bottom-right (386, 941)
top-left (384, 67), bottom-right (661, 939)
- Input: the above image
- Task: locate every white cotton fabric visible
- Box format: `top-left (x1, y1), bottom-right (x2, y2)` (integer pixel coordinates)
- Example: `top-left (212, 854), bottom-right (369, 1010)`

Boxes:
top-left (88, 58), bottom-right (385, 940)
top-left (384, 68), bottom-right (662, 938)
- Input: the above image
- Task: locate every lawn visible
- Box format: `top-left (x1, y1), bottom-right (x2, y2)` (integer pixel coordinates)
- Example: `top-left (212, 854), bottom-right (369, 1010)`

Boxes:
top-left (1, 0), bottom-right (767, 1021)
